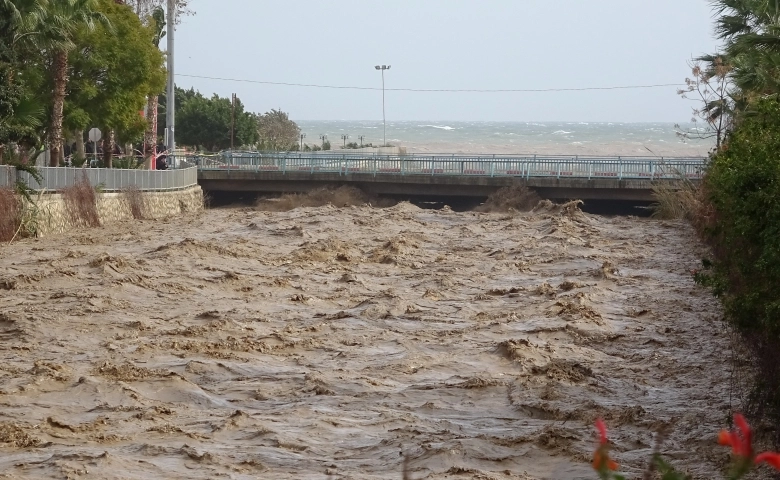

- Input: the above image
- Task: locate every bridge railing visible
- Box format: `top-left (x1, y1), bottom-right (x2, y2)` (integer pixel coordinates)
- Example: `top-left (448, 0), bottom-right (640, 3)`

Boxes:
top-left (14, 166), bottom-right (199, 192)
top-left (189, 152), bottom-right (708, 180)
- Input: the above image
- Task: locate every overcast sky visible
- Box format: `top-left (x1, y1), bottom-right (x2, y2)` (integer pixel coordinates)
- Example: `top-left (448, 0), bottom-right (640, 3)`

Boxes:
top-left (174, 0), bottom-right (718, 122)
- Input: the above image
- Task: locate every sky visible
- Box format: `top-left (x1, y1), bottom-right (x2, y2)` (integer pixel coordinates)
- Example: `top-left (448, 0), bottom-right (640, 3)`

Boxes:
top-left (174, 0), bottom-right (719, 123)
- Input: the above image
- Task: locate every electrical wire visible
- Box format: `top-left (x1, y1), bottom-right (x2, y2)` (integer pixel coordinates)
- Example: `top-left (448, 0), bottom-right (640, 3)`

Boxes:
top-left (177, 74), bottom-right (683, 93)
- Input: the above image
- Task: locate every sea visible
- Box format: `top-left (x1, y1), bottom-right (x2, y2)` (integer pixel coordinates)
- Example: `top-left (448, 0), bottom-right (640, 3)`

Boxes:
top-left (295, 120), bottom-right (712, 157)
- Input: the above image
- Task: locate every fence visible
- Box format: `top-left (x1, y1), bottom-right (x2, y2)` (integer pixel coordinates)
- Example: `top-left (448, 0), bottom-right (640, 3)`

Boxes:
top-left (191, 152), bottom-right (708, 181)
top-left (13, 166), bottom-right (198, 192)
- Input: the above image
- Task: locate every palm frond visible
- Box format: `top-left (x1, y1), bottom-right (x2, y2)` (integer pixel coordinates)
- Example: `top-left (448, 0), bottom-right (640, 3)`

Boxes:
top-left (11, 97), bottom-right (45, 129)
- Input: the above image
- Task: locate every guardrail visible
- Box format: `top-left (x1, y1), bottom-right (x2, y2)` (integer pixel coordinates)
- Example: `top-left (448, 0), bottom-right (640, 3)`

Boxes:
top-left (188, 152), bottom-right (708, 180)
top-left (14, 166), bottom-right (198, 192)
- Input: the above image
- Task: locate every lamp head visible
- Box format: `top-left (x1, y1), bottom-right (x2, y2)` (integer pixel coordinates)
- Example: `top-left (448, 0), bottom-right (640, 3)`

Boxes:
top-left (375, 66), bottom-right (381, 70)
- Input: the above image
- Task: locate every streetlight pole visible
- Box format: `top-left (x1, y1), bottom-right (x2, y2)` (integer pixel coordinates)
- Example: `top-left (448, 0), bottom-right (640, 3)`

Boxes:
top-left (166, 0), bottom-right (175, 159)
top-left (375, 65), bottom-right (390, 147)
top-left (341, 134), bottom-right (349, 147)
top-left (300, 133), bottom-right (306, 151)
top-left (359, 135), bottom-right (365, 148)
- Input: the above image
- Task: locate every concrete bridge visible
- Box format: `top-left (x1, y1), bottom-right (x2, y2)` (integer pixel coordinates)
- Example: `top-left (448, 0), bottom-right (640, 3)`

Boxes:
top-left (190, 152), bottom-right (707, 202)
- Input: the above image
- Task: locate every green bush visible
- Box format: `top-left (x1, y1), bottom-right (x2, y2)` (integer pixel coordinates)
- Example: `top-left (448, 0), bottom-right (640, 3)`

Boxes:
top-left (700, 97), bottom-right (780, 336)
top-left (697, 97), bottom-right (780, 437)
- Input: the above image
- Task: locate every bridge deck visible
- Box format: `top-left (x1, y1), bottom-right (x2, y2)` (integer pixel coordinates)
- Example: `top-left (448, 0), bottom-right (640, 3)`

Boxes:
top-left (187, 153), bottom-right (707, 202)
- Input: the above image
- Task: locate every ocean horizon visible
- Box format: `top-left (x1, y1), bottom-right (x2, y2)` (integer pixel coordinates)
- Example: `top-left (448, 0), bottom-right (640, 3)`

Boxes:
top-left (294, 120), bottom-right (713, 157)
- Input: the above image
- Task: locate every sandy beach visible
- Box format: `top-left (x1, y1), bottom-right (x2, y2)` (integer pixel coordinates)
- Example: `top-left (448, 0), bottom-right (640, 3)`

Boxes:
top-left (0, 202), bottom-right (731, 479)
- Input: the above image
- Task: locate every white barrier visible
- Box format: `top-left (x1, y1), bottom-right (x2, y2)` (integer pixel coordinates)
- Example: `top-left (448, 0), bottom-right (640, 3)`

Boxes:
top-left (15, 166), bottom-right (198, 192)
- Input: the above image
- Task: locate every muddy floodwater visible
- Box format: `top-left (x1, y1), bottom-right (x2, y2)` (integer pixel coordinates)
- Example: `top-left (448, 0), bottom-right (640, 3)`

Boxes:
top-left (0, 203), bottom-right (731, 479)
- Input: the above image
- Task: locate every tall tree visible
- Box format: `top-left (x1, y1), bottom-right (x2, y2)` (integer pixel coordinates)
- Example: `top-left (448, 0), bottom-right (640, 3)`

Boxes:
top-left (257, 109), bottom-right (301, 151)
top-left (176, 90), bottom-right (258, 152)
top-left (38, 0), bottom-right (109, 166)
top-left (712, 0), bottom-right (780, 96)
top-left (0, 0), bottom-right (47, 158)
top-left (67, 0), bottom-right (166, 167)
top-left (143, 5), bottom-right (165, 165)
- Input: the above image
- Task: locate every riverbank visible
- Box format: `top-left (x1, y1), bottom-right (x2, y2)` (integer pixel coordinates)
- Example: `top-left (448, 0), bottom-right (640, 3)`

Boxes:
top-left (0, 203), bottom-right (730, 479)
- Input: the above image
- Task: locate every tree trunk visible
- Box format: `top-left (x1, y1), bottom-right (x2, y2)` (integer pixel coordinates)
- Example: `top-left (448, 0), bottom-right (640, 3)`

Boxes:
top-left (144, 94), bottom-right (159, 169)
top-left (102, 131), bottom-right (113, 169)
top-left (75, 131), bottom-right (85, 161)
top-left (49, 49), bottom-right (69, 167)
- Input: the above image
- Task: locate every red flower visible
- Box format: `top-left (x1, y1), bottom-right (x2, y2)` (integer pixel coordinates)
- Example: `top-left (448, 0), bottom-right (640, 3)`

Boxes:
top-left (595, 418), bottom-right (608, 445)
top-left (592, 419), bottom-right (619, 472)
top-left (756, 452), bottom-right (780, 470)
top-left (718, 413), bottom-right (753, 459)
top-left (592, 450), bottom-right (619, 471)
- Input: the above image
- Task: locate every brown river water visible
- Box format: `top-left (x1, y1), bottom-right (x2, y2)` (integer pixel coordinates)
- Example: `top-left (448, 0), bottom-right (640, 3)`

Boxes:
top-left (0, 202), bottom-right (734, 479)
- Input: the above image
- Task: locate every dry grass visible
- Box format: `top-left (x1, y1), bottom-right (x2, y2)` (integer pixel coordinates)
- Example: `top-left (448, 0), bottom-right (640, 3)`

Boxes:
top-left (63, 172), bottom-right (100, 228)
top-left (650, 179), bottom-right (705, 221)
top-left (475, 184), bottom-right (541, 213)
top-left (0, 187), bottom-right (21, 242)
top-left (257, 186), bottom-right (395, 212)
top-left (122, 185), bottom-right (146, 220)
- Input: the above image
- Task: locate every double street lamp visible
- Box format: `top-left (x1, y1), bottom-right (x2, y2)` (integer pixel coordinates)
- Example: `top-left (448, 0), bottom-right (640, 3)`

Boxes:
top-left (375, 65), bottom-right (391, 147)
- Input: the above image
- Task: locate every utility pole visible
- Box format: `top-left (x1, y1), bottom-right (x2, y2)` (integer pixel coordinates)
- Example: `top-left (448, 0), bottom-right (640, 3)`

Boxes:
top-left (341, 134), bottom-right (349, 147)
top-left (231, 93), bottom-right (236, 151)
top-left (166, 0), bottom-right (175, 159)
top-left (375, 65), bottom-right (391, 147)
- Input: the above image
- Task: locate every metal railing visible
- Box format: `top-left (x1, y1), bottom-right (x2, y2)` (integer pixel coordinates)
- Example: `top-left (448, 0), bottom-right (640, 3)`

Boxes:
top-left (190, 152), bottom-right (708, 180)
top-left (14, 166), bottom-right (198, 192)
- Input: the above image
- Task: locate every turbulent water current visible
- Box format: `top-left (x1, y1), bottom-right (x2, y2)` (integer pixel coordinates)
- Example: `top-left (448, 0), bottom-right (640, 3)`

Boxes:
top-left (0, 203), bottom-right (732, 479)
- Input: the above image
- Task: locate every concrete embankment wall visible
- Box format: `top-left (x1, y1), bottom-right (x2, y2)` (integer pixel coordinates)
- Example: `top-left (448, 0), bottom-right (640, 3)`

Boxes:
top-left (28, 186), bottom-right (204, 237)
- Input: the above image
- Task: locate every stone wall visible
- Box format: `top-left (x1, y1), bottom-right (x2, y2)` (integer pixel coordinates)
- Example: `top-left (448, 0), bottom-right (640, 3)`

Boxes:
top-left (27, 186), bottom-right (204, 237)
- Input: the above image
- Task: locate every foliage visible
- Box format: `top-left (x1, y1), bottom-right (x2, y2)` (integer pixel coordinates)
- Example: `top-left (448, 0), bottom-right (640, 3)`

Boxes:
top-left (650, 177), bottom-right (706, 221)
top-left (256, 109), bottom-right (300, 151)
top-left (692, 97), bottom-right (780, 434)
top-left (712, 0), bottom-right (780, 96)
top-left (0, 0), bottom-right (46, 148)
top-left (176, 89), bottom-right (259, 152)
top-left (130, 0), bottom-right (192, 23)
top-left (66, 0), bottom-right (166, 146)
top-left (697, 97), bottom-right (780, 335)
top-left (322, 140), bottom-right (331, 151)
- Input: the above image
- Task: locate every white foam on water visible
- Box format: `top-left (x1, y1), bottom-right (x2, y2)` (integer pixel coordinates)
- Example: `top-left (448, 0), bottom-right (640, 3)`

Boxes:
top-left (419, 125), bottom-right (456, 131)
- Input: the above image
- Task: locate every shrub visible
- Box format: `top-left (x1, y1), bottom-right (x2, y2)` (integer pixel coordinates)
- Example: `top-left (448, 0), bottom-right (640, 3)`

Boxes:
top-left (62, 171), bottom-right (100, 228)
top-left (650, 178), bottom-right (707, 221)
top-left (696, 96), bottom-right (780, 438)
top-left (699, 97), bottom-right (780, 335)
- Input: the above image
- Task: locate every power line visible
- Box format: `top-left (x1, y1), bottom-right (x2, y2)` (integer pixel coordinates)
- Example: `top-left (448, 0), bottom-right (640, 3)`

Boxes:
top-left (177, 73), bottom-right (683, 93)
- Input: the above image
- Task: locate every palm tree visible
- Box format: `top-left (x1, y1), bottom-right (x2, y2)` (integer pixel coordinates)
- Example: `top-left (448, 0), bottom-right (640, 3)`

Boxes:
top-left (0, 0), bottom-right (47, 157)
top-left (37, 0), bottom-right (108, 167)
top-left (712, 0), bottom-right (780, 96)
top-left (143, 5), bottom-right (165, 168)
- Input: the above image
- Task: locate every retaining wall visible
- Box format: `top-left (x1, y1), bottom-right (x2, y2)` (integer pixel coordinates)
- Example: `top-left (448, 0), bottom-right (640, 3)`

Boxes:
top-left (27, 185), bottom-right (204, 237)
